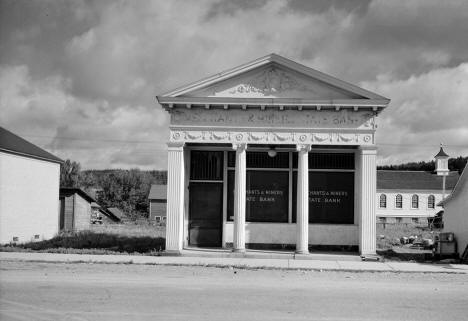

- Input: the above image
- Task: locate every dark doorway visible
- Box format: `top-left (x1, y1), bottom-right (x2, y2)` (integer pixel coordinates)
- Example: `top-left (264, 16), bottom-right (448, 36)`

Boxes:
top-left (188, 182), bottom-right (223, 247)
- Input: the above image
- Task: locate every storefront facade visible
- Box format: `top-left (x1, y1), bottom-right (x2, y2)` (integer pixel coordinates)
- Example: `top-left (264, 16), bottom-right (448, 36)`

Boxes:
top-left (157, 54), bottom-right (390, 255)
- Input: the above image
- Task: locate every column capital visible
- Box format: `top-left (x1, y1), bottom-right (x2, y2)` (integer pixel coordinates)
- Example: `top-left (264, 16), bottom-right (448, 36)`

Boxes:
top-left (167, 141), bottom-right (185, 150)
top-left (296, 144), bottom-right (311, 153)
top-left (359, 145), bottom-right (377, 154)
top-left (232, 143), bottom-right (247, 151)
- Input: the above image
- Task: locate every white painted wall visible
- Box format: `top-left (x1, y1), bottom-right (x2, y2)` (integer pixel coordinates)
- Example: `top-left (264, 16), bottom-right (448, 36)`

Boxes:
top-left (224, 222), bottom-right (358, 246)
top-left (0, 152), bottom-right (60, 244)
top-left (376, 191), bottom-right (445, 219)
top-left (443, 181), bottom-right (468, 256)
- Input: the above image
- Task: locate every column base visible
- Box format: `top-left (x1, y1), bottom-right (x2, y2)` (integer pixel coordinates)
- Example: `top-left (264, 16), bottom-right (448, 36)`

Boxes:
top-left (232, 248), bottom-right (246, 253)
top-left (295, 250), bottom-right (309, 255)
top-left (164, 249), bottom-right (182, 256)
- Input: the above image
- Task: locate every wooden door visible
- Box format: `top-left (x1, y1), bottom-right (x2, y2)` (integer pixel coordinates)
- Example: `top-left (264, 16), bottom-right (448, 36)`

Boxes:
top-left (188, 182), bottom-right (223, 247)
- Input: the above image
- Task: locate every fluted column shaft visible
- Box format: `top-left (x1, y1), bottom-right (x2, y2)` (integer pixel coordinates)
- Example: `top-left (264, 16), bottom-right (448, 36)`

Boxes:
top-left (359, 146), bottom-right (377, 255)
top-left (233, 143), bottom-right (247, 252)
top-left (165, 142), bottom-right (185, 253)
top-left (296, 144), bottom-right (311, 254)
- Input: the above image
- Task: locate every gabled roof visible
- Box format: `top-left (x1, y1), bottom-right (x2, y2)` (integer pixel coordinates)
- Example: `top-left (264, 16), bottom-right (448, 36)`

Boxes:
top-left (157, 53), bottom-right (390, 111)
top-left (148, 184), bottom-right (167, 200)
top-left (439, 164), bottom-right (467, 206)
top-left (60, 188), bottom-right (95, 203)
top-left (377, 170), bottom-right (459, 191)
top-left (0, 127), bottom-right (63, 164)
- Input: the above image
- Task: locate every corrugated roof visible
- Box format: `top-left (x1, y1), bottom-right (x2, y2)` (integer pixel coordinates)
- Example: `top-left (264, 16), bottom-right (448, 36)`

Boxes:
top-left (0, 127), bottom-right (63, 163)
top-left (377, 170), bottom-right (459, 191)
top-left (148, 184), bottom-right (167, 200)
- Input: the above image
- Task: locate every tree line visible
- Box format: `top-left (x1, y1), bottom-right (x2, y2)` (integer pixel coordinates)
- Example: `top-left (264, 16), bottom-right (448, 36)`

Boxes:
top-left (60, 160), bottom-right (166, 220)
top-left (377, 156), bottom-right (467, 174)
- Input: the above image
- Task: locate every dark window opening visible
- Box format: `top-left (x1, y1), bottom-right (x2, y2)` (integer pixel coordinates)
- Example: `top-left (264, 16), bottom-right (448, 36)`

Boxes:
top-left (293, 152), bottom-right (355, 170)
top-left (190, 151), bottom-right (223, 181)
top-left (292, 171), bottom-right (354, 224)
top-left (227, 170), bottom-right (289, 223)
top-left (228, 151), bottom-right (289, 168)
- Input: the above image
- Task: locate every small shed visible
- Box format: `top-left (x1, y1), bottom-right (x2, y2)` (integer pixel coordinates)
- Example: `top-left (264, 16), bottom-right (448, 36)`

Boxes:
top-left (440, 165), bottom-right (468, 258)
top-left (148, 184), bottom-right (167, 223)
top-left (59, 188), bottom-right (95, 231)
top-left (0, 127), bottom-right (62, 244)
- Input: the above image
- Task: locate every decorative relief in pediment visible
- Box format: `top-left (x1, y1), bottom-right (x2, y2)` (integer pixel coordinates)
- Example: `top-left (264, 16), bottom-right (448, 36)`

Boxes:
top-left (224, 67), bottom-right (317, 96)
top-left (183, 66), bottom-right (359, 99)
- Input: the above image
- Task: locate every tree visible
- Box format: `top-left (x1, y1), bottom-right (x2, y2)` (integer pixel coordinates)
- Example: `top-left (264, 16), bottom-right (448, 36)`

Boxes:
top-left (60, 159), bottom-right (81, 187)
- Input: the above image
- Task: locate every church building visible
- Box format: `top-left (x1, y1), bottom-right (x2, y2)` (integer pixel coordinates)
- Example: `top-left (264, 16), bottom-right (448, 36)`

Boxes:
top-left (157, 54), bottom-right (390, 255)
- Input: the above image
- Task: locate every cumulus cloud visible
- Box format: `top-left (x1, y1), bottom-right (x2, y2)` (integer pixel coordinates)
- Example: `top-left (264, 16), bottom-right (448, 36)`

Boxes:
top-left (1, 0), bottom-right (468, 169)
top-left (363, 63), bottom-right (468, 164)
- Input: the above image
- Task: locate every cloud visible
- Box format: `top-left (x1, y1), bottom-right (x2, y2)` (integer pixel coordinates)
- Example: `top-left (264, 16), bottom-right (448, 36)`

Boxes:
top-left (0, 64), bottom-right (168, 170)
top-left (1, 0), bottom-right (468, 169)
top-left (362, 63), bottom-right (468, 164)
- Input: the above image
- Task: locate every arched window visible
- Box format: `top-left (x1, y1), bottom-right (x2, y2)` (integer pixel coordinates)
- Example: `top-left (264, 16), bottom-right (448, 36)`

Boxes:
top-left (395, 194), bottom-right (403, 209)
top-left (428, 195), bottom-right (435, 209)
top-left (379, 194), bottom-right (387, 208)
top-left (411, 194), bottom-right (419, 209)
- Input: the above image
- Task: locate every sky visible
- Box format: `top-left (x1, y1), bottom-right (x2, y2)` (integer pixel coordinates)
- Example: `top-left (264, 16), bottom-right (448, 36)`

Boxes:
top-left (1, 0), bottom-right (467, 170)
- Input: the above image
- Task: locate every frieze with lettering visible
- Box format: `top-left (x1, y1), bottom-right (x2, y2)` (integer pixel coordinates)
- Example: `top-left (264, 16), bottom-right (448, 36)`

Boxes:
top-left (171, 109), bottom-right (373, 129)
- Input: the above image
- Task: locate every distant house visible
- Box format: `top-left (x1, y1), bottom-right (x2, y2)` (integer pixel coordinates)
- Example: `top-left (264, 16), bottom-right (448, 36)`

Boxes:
top-left (0, 127), bottom-right (63, 244)
top-left (148, 184), bottom-right (167, 223)
top-left (376, 170), bottom-right (459, 224)
top-left (440, 165), bottom-right (468, 257)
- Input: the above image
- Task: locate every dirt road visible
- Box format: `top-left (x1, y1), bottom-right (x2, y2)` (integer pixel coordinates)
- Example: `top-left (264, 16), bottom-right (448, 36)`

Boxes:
top-left (1, 261), bottom-right (467, 321)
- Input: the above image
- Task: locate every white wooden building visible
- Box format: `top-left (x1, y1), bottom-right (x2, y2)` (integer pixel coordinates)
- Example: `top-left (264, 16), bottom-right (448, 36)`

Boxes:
top-left (440, 164), bottom-right (468, 257)
top-left (0, 127), bottom-right (62, 244)
top-left (376, 171), bottom-right (459, 224)
top-left (157, 54), bottom-right (390, 255)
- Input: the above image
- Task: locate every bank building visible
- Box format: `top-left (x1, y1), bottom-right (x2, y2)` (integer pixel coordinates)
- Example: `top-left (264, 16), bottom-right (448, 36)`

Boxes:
top-left (157, 54), bottom-right (390, 255)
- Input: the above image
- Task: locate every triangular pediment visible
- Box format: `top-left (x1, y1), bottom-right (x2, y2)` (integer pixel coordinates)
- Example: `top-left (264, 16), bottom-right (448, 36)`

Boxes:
top-left (181, 64), bottom-right (363, 99)
top-left (160, 54), bottom-right (389, 102)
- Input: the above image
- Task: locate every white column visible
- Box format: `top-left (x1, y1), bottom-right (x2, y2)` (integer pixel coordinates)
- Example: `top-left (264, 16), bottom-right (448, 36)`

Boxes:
top-left (233, 143), bottom-right (247, 252)
top-left (296, 144), bottom-right (311, 254)
top-left (165, 142), bottom-right (185, 253)
top-left (359, 146), bottom-right (377, 256)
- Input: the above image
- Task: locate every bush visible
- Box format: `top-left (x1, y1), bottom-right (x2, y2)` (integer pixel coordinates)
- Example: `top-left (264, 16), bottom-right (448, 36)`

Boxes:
top-left (18, 231), bottom-right (165, 253)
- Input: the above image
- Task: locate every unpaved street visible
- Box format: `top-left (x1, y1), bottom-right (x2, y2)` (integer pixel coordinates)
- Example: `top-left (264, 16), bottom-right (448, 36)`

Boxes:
top-left (1, 261), bottom-right (467, 321)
